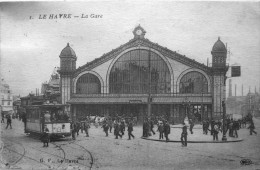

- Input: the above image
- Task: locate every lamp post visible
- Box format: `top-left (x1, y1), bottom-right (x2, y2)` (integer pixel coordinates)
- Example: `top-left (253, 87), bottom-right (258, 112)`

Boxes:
top-left (182, 96), bottom-right (190, 124)
top-left (222, 100), bottom-right (227, 141)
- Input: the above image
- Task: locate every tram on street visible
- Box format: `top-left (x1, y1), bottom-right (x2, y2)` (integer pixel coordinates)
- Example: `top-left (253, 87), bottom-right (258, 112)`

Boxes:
top-left (25, 103), bottom-right (71, 139)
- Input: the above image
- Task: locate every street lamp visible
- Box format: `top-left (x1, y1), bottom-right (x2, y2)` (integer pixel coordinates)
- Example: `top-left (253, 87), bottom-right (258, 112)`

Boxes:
top-left (182, 96), bottom-right (190, 124)
top-left (222, 100), bottom-right (227, 141)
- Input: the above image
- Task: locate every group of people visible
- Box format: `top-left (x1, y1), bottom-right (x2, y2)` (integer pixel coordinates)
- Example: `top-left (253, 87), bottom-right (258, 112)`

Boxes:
top-left (71, 120), bottom-right (91, 140)
top-left (69, 117), bottom-right (136, 141)
top-left (143, 118), bottom-right (171, 142)
top-left (110, 119), bottom-right (135, 140)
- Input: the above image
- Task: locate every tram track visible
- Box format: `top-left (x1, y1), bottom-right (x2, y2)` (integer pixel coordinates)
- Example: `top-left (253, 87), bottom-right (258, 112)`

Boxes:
top-left (2, 128), bottom-right (96, 170)
top-left (1, 137), bottom-right (52, 169)
top-left (28, 131), bottom-right (95, 169)
top-left (68, 139), bottom-right (94, 170)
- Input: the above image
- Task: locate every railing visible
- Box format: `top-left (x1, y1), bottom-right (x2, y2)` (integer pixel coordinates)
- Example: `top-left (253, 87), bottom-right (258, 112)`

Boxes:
top-left (72, 93), bottom-right (212, 98)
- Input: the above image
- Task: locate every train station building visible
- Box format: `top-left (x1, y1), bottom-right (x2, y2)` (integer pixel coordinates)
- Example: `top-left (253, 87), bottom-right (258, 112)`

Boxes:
top-left (58, 25), bottom-right (228, 124)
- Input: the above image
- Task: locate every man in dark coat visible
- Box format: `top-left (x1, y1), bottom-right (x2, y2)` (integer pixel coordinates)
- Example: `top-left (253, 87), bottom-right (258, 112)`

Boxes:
top-left (5, 114), bottom-right (12, 129)
top-left (71, 122), bottom-right (77, 140)
top-left (76, 121), bottom-right (81, 136)
top-left (213, 123), bottom-right (219, 141)
top-left (150, 119), bottom-right (156, 135)
top-left (233, 120), bottom-right (239, 138)
top-left (84, 121), bottom-right (90, 137)
top-left (41, 125), bottom-right (50, 147)
top-left (143, 120), bottom-right (148, 137)
top-left (120, 120), bottom-right (125, 136)
top-left (181, 122), bottom-right (188, 147)
top-left (229, 119), bottom-right (234, 137)
top-left (248, 121), bottom-right (257, 135)
top-left (210, 120), bottom-right (214, 135)
top-left (189, 119), bottom-right (194, 134)
top-left (114, 121), bottom-right (122, 139)
top-left (1, 112), bottom-right (4, 123)
top-left (158, 121), bottom-right (164, 139)
top-left (127, 122), bottom-right (135, 140)
top-left (21, 112), bottom-right (27, 133)
top-left (108, 119), bottom-right (113, 133)
top-left (205, 120), bottom-right (209, 135)
top-left (102, 122), bottom-right (109, 137)
top-left (164, 121), bottom-right (171, 142)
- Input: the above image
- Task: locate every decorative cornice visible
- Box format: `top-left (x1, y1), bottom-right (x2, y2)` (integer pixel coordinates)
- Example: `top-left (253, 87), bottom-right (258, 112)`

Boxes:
top-left (75, 38), bottom-right (212, 77)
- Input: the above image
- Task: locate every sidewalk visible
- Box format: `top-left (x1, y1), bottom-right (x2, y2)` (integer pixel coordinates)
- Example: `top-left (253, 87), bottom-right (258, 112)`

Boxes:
top-left (141, 127), bottom-right (243, 143)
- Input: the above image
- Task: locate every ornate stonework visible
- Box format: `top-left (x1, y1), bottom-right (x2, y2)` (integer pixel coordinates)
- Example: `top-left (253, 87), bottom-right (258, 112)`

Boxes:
top-left (75, 37), bottom-right (212, 78)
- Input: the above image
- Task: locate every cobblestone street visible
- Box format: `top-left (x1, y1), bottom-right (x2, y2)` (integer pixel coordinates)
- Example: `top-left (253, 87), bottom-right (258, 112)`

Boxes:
top-left (1, 118), bottom-right (260, 170)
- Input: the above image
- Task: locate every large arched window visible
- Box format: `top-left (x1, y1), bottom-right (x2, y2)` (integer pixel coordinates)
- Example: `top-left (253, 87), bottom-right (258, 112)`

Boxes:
top-left (109, 49), bottom-right (171, 94)
top-left (76, 73), bottom-right (101, 94)
top-left (179, 71), bottom-right (208, 94)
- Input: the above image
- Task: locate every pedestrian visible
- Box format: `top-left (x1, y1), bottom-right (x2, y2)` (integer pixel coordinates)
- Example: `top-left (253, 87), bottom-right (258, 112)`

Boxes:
top-left (71, 122), bottom-right (77, 140)
top-left (102, 122), bottom-right (109, 137)
top-left (150, 119), bottom-right (156, 135)
top-left (181, 122), bottom-right (188, 147)
top-left (41, 125), bottom-right (50, 147)
top-left (1, 112), bottom-right (4, 123)
top-left (164, 121), bottom-right (171, 142)
top-left (127, 122), bottom-right (135, 140)
top-left (84, 121), bottom-right (90, 137)
top-left (205, 120), bottom-right (209, 135)
top-left (108, 119), bottom-right (113, 133)
top-left (213, 123), bottom-right (219, 141)
top-left (21, 112), bottom-right (27, 133)
top-left (229, 119), bottom-right (234, 137)
top-left (120, 120), bottom-right (125, 136)
top-left (114, 121), bottom-right (122, 139)
top-left (143, 120), bottom-right (148, 137)
top-left (5, 114), bottom-right (12, 129)
top-left (158, 121), bottom-right (164, 139)
top-left (189, 119), bottom-right (194, 134)
top-left (76, 121), bottom-right (81, 136)
top-left (202, 120), bottom-right (206, 134)
top-left (248, 121), bottom-right (257, 135)
top-left (233, 120), bottom-right (239, 138)
top-left (210, 120), bottom-right (214, 135)
top-left (81, 121), bottom-right (84, 133)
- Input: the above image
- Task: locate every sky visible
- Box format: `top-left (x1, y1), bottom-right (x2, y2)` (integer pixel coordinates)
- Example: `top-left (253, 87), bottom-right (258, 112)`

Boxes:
top-left (0, 1), bottom-right (260, 96)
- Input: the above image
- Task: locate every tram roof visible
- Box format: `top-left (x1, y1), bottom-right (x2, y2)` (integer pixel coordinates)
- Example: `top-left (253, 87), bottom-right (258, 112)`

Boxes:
top-left (25, 103), bottom-right (68, 108)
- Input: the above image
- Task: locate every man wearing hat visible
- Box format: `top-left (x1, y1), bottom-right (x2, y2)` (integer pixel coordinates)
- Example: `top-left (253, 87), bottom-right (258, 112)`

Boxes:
top-left (164, 121), bottom-right (171, 142)
top-left (181, 122), bottom-right (188, 147)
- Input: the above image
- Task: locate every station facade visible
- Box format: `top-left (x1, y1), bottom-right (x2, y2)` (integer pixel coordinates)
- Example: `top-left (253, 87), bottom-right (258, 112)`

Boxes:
top-left (58, 26), bottom-right (228, 124)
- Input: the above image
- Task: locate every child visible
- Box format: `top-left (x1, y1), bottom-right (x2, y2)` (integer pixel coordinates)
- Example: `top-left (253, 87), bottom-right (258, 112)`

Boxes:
top-left (42, 125), bottom-right (50, 147)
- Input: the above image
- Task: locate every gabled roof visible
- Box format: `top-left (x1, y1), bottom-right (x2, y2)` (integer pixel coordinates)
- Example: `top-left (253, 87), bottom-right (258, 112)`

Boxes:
top-left (75, 37), bottom-right (211, 76)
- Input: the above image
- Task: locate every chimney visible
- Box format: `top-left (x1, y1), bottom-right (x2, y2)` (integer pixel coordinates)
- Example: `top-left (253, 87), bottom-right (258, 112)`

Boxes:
top-left (229, 79), bottom-right (232, 97)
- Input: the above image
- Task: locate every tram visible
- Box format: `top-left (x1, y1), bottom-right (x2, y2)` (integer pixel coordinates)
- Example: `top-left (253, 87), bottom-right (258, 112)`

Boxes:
top-left (25, 103), bottom-right (71, 139)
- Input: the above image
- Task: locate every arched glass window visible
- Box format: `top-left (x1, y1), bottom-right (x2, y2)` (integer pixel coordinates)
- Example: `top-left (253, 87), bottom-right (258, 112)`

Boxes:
top-left (109, 49), bottom-right (171, 94)
top-left (179, 71), bottom-right (208, 94)
top-left (76, 73), bottom-right (101, 94)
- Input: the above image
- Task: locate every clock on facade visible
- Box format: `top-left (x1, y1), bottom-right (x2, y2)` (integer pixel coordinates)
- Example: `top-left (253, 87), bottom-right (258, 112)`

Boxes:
top-left (136, 29), bottom-right (143, 35)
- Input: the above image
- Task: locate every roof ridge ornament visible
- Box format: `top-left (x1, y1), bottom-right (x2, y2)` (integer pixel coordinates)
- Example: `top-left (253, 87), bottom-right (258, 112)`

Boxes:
top-left (133, 25), bottom-right (146, 39)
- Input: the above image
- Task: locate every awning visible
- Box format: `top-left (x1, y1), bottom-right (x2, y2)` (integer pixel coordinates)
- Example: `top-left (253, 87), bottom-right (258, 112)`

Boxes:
top-left (67, 96), bottom-right (212, 104)
top-left (67, 97), bottom-right (148, 104)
